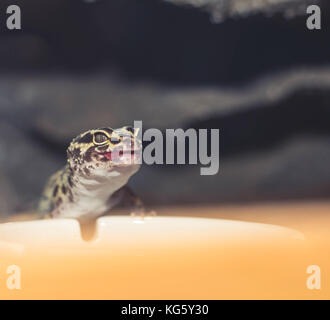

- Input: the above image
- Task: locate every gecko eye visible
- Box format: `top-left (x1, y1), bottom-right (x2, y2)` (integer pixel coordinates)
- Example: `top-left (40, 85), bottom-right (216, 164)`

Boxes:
top-left (94, 132), bottom-right (108, 145)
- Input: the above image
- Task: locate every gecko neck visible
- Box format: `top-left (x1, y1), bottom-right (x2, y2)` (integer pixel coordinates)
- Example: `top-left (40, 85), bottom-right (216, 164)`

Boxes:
top-left (62, 162), bottom-right (139, 220)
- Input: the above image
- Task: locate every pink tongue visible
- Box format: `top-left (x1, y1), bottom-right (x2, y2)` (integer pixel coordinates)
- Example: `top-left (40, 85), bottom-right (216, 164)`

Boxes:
top-left (102, 150), bottom-right (132, 161)
top-left (103, 152), bottom-right (112, 160)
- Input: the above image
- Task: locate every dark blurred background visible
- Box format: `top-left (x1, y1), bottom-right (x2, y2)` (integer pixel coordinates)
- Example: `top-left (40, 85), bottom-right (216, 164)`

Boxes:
top-left (0, 0), bottom-right (329, 216)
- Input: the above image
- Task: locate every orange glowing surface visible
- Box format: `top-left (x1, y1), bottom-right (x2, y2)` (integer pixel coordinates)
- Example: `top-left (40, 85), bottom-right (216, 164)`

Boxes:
top-left (0, 203), bottom-right (329, 300)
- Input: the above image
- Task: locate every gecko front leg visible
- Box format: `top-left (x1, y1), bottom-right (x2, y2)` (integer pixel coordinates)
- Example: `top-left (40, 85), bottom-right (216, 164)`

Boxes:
top-left (109, 186), bottom-right (146, 216)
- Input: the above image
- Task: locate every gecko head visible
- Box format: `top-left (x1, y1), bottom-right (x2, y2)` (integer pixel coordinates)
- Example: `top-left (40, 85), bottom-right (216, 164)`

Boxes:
top-left (67, 126), bottom-right (142, 177)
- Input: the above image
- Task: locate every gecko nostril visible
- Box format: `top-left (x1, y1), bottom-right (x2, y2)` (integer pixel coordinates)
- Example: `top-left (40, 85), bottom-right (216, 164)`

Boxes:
top-left (125, 126), bottom-right (134, 134)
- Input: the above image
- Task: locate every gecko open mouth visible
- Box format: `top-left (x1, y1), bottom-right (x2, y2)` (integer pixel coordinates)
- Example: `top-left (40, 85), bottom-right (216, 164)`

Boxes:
top-left (100, 150), bottom-right (136, 161)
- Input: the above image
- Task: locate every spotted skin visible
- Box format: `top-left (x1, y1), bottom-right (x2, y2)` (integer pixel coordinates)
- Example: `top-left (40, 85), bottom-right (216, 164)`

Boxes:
top-left (39, 126), bottom-right (144, 222)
